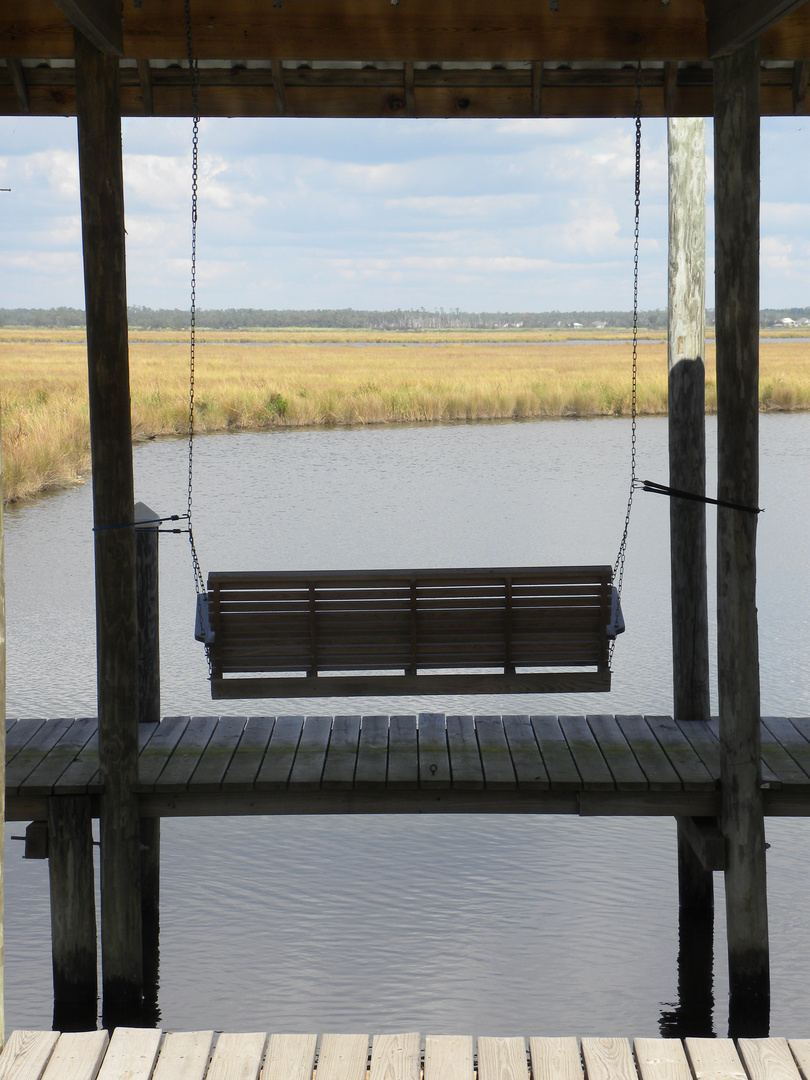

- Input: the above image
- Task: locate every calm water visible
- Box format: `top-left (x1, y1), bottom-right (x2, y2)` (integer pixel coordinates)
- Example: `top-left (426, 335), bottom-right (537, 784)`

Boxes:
top-left (4, 414), bottom-right (810, 1035)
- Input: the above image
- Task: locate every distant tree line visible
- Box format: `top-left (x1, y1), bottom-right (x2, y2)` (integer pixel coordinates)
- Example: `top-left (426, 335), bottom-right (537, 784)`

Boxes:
top-left (3, 305), bottom-right (810, 330)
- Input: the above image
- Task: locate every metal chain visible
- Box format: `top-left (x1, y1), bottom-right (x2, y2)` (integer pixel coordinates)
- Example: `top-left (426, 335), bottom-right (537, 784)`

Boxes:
top-left (185, 0), bottom-right (205, 595)
top-left (611, 62), bottom-right (643, 660)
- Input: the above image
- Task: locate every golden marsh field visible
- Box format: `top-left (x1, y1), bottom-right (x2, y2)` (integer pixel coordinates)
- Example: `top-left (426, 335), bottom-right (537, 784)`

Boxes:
top-left (3, 327), bottom-right (810, 502)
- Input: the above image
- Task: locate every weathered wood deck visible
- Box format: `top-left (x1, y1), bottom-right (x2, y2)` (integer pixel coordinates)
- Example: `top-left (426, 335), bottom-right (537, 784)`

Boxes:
top-left (7, 713), bottom-right (810, 821)
top-left (4, 1030), bottom-right (810, 1080)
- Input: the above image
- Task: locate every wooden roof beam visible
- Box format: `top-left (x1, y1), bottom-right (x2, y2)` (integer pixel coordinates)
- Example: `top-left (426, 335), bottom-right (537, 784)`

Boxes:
top-left (4, 58), bottom-right (30, 112)
top-left (53, 0), bottom-right (122, 55)
top-left (705, 0), bottom-right (809, 57)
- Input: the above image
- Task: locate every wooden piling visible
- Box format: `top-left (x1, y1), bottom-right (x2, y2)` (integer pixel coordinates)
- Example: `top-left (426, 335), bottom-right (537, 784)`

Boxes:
top-left (667, 116), bottom-right (713, 918)
top-left (47, 797), bottom-right (97, 1009)
top-left (714, 37), bottom-right (769, 1019)
top-left (0, 392), bottom-right (5, 1042)
top-left (75, 28), bottom-right (143, 1011)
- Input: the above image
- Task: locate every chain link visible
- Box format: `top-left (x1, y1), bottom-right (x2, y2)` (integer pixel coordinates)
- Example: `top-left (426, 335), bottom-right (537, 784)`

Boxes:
top-left (611, 61), bottom-right (643, 662)
top-left (185, 0), bottom-right (205, 595)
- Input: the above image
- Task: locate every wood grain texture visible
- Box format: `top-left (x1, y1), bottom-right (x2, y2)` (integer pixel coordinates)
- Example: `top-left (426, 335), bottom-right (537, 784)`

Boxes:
top-left (787, 1041), bottom-right (810, 1080)
top-left (478, 1037), bottom-right (528, 1080)
top-left (0, 1032), bottom-right (60, 1080)
top-left (151, 1032), bottom-right (215, 1080)
top-left (418, 714), bottom-right (451, 789)
top-left (635, 1039), bottom-right (692, 1080)
top-left (503, 715), bottom-right (549, 790)
top-left (369, 1034), bottom-right (421, 1080)
top-left (316, 1035), bottom-right (369, 1080)
top-left (40, 1032), bottom-right (110, 1080)
top-left (738, 1040), bottom-right (802, 1080)
top-left (580, 1039), bottom-right (636, 1080)
top-left (95, 1028), bottom-right (162, 1080)
top-left (262, 1034), bottom-right (317, 1080)
top-left (529, 1038), bottom-right (583, 1080)
top-left (208, 1034), bottom-right (267, 1080)
top-left (424, 1036), bottom-right (473, 1080)
top-left (685, 1039), bottom-right (747, 1080)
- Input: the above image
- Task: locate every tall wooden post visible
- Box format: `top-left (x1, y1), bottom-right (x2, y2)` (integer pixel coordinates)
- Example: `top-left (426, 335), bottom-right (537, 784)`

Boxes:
top-left (668, 116), bottom-right (713, 915)
top-left (714, 38), bottom-right (769, 1027)
top-left (75, 28), bottom-right (143, 1013)
top-left (0, 390), bottom-right (6, 1043)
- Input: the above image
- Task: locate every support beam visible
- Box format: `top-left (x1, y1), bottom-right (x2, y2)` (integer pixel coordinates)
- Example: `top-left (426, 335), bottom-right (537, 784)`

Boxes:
top-left (705, 0), bottom-right (809, 57)
top-left (137, 58), bottom-right (153, 115)
top-left (714, 37), bottom-right (769, 1026)
top-left (532, 61), bottom-right (543, 117)
top-left (4, 57), bottom-right (30, 113)
top-left (678, 816), bottom-right (726, 875)
top-left (54, 0), bottom-right (122, 55)
top-left (271, 59), bottom-right (285, 116)
top-left (74, 26), bottom-right (143, 1014)
top-left (793, 59), bottom-right (810, 113)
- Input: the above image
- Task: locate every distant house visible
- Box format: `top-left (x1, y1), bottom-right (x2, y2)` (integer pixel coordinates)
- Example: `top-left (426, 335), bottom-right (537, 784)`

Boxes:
top-left (779, 317), bottom-right (796, 326)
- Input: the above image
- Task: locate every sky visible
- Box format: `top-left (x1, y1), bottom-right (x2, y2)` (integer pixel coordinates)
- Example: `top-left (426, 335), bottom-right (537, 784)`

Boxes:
top-left (1, 113), bottom-right (809, 313)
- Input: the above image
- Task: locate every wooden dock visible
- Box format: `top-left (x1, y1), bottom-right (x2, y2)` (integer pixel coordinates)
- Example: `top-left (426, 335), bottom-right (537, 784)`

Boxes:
top-left (5, 1029), bottom-right (810, 1080)
top-left (7, 713), bottom-right (810, 822)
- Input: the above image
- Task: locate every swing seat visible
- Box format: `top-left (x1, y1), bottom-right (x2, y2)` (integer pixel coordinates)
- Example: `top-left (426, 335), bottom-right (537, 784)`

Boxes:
top-left (199, 565), bottom-right (621, 698)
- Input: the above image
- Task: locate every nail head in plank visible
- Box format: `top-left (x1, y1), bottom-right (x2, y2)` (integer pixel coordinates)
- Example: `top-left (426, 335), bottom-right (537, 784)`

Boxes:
top-left (503, 715), bottom-right (549, 790)
top-left (531, 716), bottom-right (581, 790)
top-left (738, 1040), bottom-right (802, 1080)
top-left (424, 1036), bottom-right (473, 1080)
top-left (155, 716), bottom-right (219, 792)
top-left (96, 1028), bottom-right (162, 1080)
top-left (0, 1031), bottom-right (60, 1080)
top-left (446, 715), bottom-right (484, 789)
top-left (208, 1033), bottom-right (267, 1080)
top-left (189, 716), bottom-right (248, 792)
top-left (529, 1038), bottom-right (583, 1080)
top-left (644, 716), bottom-right (715, 790)
top-left (138, 716), bottom-right (192, 790)
top-left (152, 1032), bottom-right (216, 1080)
top-left (478, 1037), bottom-right (529, 1080)
top-left (322, 715), bottom-right (362, 789)
top-left (559, 716), bottom-right (614, 790)
top-left (262, 1034), bottom-right (317, 1080)
top-left (418, 713), bottom-right (451, 788)
top-left (586, 714), bottom-right (647, 790)
top-left (387, 716), bottom-right (419, 789)
top-left (580, 1039), bottom-right (636, 1080)
top-left (369, 1034), bottom-right (421, 1080)
top-left (355, 715), bottom-right (390, 788)
top-left (221, 716), bottom-right (276, 790)
top-left (634, 1039), bottom-right (693, 1080)
top-left (41, 1032), bottom-right (110, 1080)
top-left (316, 1035), bottom-right (370, 1080)
top-left (289, 716), bottom-right (333, 788)
top-left (254, 716), bottom-right (305, 789)
top-left (685, 1038), bottom-right (747, 1080)
top-left (614, 715), bottom-right (682, 790)
top-left (475, 716), bottom-right (518, 789)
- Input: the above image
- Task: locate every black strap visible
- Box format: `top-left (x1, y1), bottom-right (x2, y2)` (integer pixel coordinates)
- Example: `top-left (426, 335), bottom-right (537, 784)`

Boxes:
top-left (640, 479), bottom-right (762, 515)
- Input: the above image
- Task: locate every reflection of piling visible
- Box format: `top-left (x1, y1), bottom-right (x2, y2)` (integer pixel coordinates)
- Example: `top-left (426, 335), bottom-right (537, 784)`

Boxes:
top-left (659, 901), bottom-right (715, 1038)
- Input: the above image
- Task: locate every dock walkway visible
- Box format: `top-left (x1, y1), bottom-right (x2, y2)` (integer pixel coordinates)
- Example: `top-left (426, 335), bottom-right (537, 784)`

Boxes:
top-left (3, 1030), bottom-right (810, 1080)
top-left (7, 713), bottom-right (810, 821)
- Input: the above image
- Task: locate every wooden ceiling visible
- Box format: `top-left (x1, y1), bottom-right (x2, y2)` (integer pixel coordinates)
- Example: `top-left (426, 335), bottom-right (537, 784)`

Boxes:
top-left (2, 0), bottom-right (810, 118)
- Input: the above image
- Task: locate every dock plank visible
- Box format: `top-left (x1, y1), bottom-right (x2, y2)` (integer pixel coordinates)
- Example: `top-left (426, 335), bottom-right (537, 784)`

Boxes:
top-left (615, 716), bottom-right (682, 790)
top-left (581, 1039), bottom-right (636, 1080)
top-left (531, 716), bottom-right (581, 790)
top-left (322, 716), bottom-right (362, 789)
top-left (529, 1038), bottom-right (582, 1080)
top-left (685, 1039), bottom-right (747, 1080)
top-left (0, 1031), bottom-right (60, 1080)
top-left (788, 1041), bottom-right (810, 1080)
top-left (706, 718), bottom-right (781, 789)
top-left (262, 1034), bottom-right (317, 1080)
top-left (6, 719), bottom-right (47, 762)
top-left (587, 714), bottom-right (647, 791)
top-left (503, 715), bottom-right (549, 790)
top-left (354, 716), bottom-right (389, 788)
top-left (254, 716), bottom-right (304, 789)
top-left (418, 713), bottom-right (451, 789)
top-left (476, 715), bottom-right (517, 789)
top-left (424, 1036), bottom-right (473, 1080)
top-left (24, 717), bottom-right (98, 795)
top-left (387, 717), bottom-right (419, 789)
top-left (207, 1033), bottom-right (266, 1080)
top-left (316, 1035), bottom-right (369, 1080)
top-left (95, 1028), bottom-right (162, 1080)
top-left (369, 1034), bottom-right (421, 1080)
top-left (221, 717), bottom-right (276, 791)
top-left (559, 717), bottom-right (614, 791)
top-left (289, 717), bottom-right (332, 789)
top-left (40, 1032), bottom-right (109, 1080)
top-left (137, 716), bottom-right (191, 790)
top-left (478, 1037), bottom-right (528, 1080)
top-left (739, 1040), bottom-right (802, 1080)
top-left (635, 1039), bottom-right (693, 1080)
top-left (6, 718), bottom-right (75, 793)
top-left (446, 715), bottom-right (483, 789)
top-left (644, 717), bottom-right (715, 791)
top-left (190, 717), bottom-right (249, 792)
top-left (761, 719), bottom-right (810, 785)
top-left (675, 722), bottom-right (721, 783)
top-left (151, 1032), bottom-right (215, 1080)
top-left (155, 716), bottom-right (218, 793)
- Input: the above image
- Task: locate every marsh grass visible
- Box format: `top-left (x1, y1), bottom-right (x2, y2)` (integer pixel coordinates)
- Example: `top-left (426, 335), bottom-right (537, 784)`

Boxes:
top-left (3, 330), bottom-right (810, 501)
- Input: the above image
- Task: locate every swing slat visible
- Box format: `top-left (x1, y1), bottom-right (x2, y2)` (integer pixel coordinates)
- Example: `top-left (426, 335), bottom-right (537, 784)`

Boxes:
top-left (200, 565), bottom-right (620, 698)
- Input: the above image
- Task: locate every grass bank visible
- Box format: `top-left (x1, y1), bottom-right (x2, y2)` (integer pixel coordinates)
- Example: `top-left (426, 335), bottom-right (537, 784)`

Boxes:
top-left (3, 329), bottom-right (810, 502)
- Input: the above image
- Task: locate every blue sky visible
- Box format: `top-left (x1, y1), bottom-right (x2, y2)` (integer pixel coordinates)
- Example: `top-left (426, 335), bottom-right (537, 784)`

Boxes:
top-left (1, 114), bottom-right (808, 312)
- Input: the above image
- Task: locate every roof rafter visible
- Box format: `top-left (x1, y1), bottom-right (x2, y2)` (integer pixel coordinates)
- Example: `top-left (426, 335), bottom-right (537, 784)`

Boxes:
top-left (51, 0), bottom-right (122, 55)
top-left (705, 0), bottom-right (810, 57)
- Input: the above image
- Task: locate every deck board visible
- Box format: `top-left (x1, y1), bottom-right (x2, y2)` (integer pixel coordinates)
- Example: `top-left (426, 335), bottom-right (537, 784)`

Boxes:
top-left (8, 714), bottom-right (810, 820)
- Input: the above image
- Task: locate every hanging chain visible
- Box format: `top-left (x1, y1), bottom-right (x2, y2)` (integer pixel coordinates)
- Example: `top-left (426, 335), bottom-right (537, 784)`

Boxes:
top-left (611, 62), bottom-right (643, 659)
top-left (185, 0), bottom-right (205, 595)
